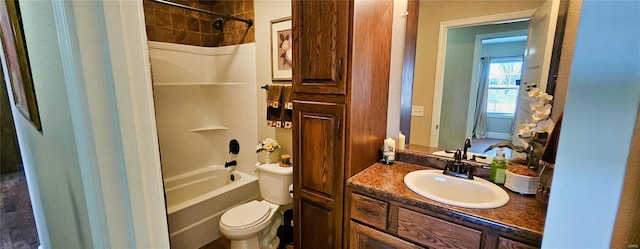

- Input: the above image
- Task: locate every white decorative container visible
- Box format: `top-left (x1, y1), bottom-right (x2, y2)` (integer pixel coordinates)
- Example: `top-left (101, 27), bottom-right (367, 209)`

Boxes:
top-left (504, 170), bottom-right (540, 195)
top-left (258, 150), bottom-right (280, 164)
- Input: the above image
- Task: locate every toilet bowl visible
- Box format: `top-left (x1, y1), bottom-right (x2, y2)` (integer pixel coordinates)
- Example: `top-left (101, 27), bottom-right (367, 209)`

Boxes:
top-left (219, 200), bottom-right (280, 248)
top-left (219, 163), bottom-right (293, 249)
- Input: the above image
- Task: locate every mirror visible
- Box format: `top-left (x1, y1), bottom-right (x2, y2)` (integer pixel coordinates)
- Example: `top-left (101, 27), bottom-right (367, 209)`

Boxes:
top-left (400, 0), bottom-right (569, 156)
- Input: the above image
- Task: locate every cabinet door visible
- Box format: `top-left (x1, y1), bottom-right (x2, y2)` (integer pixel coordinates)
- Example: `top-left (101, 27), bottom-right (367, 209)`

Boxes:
top-left (292, 0), bottom-right (349, 94)
top-left (350, 221), bottom-right (424, 249)
top-left (293, 101), bottom-right (345, 249)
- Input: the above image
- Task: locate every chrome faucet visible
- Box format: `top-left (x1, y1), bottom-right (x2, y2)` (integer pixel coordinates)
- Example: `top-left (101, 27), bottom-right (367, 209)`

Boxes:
top-left (462, 138), bottom-right (472, 160)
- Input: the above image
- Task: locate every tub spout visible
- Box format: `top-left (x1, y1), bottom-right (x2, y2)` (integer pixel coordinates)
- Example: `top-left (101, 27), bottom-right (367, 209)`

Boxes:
top-left (224, 160), bottom-right (237, 168)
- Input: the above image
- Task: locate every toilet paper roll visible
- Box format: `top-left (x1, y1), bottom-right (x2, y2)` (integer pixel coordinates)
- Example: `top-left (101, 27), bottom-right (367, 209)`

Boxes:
top-left (289, 184), bottom-right (294, 198)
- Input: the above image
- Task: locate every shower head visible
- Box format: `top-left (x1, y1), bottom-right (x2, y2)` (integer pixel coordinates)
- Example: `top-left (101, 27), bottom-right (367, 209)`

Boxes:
top-left (213, 17), bottom-right (227, 31)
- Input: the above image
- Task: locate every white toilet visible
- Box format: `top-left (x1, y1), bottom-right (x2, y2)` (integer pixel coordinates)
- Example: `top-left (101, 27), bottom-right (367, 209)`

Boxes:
top-left (219, 163), bottom-right (293, 249)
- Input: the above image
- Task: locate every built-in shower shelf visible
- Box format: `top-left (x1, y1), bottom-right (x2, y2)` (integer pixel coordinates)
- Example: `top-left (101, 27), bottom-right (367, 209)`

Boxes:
top-left (154, 82), bottom-right (247, 86)
top-left (190, 126), bottom-right (229, 132)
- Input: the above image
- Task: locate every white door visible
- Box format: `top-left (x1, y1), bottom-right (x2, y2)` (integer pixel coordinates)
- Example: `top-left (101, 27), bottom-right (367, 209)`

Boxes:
top-left (512, 0), bottom-right (560, 146)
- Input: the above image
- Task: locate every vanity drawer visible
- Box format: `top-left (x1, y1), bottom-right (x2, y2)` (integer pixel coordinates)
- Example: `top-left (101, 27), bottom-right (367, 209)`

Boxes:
top-left (397, 207), bottom-right (482, 249)
top-left (350, 193), bottom-right (388, 230)
top-left (498, 236), bottom-right (539, 249)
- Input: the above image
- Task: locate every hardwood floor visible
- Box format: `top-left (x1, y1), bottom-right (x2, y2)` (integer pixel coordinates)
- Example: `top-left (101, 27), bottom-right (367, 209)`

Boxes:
top-left (0, 166), bottom-right (39, 249)
top-left (199, 236), bottom-right (230, 249)
top-left (200, 236), bottom-right (294, 249)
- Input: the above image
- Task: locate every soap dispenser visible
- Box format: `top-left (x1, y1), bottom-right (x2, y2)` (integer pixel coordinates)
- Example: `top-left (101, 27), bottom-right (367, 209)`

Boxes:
top-left (489, 148), bottom-right (508, 184)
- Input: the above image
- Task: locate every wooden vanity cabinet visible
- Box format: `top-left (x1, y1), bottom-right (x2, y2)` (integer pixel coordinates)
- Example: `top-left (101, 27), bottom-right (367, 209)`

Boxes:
top-left (292, 0), bottom-right (394, 248)
top-left (347, 191), bottom-right (541, 249)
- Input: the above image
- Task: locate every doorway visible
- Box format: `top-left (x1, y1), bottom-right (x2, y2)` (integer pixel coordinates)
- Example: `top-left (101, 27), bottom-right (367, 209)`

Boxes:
top-left (436, 21), bottom-right (529, 151)
top-left (472, 35), bottom-right (528, 152)
top-left (0, 75), bottom-right (39, 248)
top-left (470, 34), bottom-right (527, 158)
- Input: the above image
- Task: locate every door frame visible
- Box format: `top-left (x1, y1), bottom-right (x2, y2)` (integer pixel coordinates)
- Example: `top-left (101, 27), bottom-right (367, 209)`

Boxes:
top-left (429, 9), bottom-right (536, 147)
top-left (467, 30), bottom-right (528, 139)
top-left (52, 1), bottom-right (169, 248)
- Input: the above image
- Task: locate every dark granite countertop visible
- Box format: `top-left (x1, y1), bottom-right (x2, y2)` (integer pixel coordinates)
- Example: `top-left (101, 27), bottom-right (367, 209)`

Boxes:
top-left (346, 161), bottom-right (547, 242)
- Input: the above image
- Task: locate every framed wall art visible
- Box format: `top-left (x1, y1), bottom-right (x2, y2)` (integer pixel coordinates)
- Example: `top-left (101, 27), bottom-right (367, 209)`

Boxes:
top-left (0, 0), bottom-right (40, 131)
top-left (270, 17), bottom-right (292, 81)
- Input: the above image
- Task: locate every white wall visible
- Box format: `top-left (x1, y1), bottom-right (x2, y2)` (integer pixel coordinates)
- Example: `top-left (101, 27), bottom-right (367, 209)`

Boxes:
top-left (0, 1), bottom-right (91, 247)
top-left (254, 0), bottom-right (293, 156)
top-left (542, 0), bottom-right (640, 247)
top-left (480, 41), bottom-right (526, 58)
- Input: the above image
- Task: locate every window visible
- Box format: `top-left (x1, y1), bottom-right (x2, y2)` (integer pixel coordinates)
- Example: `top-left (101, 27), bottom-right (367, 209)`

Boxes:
top-left (486, 57), bottom-right (522, 115)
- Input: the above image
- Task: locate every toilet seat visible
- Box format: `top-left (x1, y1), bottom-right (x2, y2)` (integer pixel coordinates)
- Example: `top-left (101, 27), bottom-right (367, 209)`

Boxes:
top-left (220, 200), bottom-right (273, 230)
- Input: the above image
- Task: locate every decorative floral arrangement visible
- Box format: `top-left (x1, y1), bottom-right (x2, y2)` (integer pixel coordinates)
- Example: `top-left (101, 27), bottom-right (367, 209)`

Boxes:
top-left (518, 84), bottom-right (555, 137)
top-left (485, 83), bottom-right (555, 171)
top-left (256, 138), bottom-right (282, 153)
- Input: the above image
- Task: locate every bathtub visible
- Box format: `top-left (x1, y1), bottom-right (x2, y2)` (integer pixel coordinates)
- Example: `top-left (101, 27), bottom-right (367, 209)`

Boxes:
top-left (164, 166), bottom-right (259, 249)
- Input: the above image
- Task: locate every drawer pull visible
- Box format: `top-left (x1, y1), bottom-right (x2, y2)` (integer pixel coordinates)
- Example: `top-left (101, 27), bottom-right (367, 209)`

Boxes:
top-left (336, 117), bottom-right (342, 140)
top-left (357, 207), bottom-right (379, 217)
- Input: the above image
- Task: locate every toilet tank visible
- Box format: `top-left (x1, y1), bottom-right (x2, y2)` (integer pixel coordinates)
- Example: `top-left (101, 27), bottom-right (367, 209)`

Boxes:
top-left (255, 163), bottom-right (293, 205)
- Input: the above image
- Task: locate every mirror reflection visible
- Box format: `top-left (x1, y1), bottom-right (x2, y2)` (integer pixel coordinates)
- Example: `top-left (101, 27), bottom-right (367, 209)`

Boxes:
top-left (403, 0), bottom-right (566, 157)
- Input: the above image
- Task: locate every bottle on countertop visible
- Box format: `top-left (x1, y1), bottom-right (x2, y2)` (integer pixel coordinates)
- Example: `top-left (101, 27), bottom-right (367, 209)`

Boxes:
top-left (489, 148), bottom-right (508, 184)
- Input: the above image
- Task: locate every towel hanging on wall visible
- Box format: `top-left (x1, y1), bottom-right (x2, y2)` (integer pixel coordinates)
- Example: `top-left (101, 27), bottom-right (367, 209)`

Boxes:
top-left (281, 85), bottom-right (293, 128)
top-left (266, 85), bottom-right (283, 127)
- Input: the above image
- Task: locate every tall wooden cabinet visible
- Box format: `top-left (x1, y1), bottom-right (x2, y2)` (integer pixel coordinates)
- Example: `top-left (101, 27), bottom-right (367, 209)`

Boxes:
top-left (292, 0), bottom-right (394, 248)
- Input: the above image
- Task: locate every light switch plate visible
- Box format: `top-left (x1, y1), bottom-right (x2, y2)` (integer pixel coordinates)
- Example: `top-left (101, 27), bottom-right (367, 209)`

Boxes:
top-left (411, 106), bottom-right (424, 117)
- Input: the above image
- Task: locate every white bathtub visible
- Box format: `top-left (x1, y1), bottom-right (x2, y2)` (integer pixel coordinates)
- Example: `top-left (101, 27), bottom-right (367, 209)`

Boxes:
top-left (164, 166), bottom-right (259, 249)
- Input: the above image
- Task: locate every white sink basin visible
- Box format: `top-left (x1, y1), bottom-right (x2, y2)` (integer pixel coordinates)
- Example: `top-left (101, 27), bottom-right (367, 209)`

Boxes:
top-left (432, 150), bottom-right (493, 164)
top-left (404, 169), bottom-right (509, 209)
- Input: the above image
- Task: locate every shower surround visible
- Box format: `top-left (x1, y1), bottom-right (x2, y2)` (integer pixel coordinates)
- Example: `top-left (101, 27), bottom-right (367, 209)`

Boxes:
top-left (148, 41), bottom-right (259, 248)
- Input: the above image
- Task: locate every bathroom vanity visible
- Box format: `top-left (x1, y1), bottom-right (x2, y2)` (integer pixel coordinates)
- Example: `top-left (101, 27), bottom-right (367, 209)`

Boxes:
top-left (346, 152), bottom-right (546, 249)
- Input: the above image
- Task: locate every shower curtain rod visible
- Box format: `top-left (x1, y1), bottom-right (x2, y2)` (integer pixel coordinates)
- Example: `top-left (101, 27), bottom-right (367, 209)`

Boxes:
top-left (149, 0), bottom-right (253, 28)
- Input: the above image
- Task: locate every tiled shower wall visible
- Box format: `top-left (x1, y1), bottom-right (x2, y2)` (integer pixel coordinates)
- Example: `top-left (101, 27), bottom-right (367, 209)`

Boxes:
top-left (143, 0), bottom-right (255, 47)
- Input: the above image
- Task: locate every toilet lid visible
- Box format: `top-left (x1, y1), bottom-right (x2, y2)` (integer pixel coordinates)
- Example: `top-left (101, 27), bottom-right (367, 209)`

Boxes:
top-left (220, 200), bottom-right (272, 229)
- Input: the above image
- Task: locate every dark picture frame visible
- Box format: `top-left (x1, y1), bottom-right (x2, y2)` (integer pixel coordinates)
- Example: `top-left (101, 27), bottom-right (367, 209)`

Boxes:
top-left (0, 0), bottom-right (40, 131)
